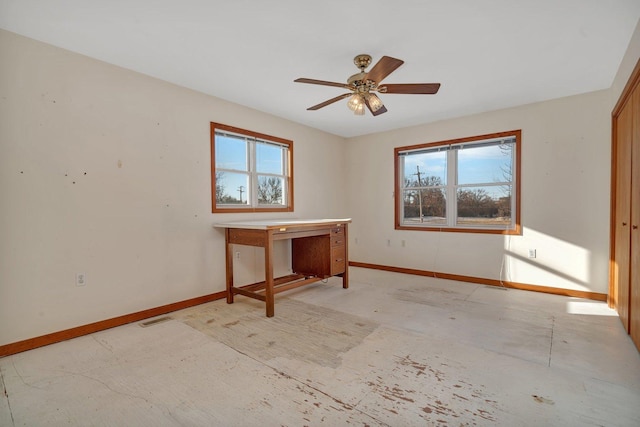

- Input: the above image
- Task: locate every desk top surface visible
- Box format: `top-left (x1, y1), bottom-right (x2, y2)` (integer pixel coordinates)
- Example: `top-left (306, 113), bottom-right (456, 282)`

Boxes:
top-left (214, 218), bottom-right (351, 230)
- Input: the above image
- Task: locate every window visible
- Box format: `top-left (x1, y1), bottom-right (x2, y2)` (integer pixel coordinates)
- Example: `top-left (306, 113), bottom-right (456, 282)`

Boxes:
top-left (395, 130), bottom-right (521, 234)
top-left (211, 122), bottom-right (293, 213)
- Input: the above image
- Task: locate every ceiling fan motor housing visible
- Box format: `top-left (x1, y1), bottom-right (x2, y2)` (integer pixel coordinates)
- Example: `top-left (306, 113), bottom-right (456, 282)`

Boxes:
top-left (353, 54), bottom-right (372, 70)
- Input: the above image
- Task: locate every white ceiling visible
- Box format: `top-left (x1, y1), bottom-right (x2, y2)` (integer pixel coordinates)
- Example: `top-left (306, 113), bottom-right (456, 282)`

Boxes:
top-left (1, 0), bottom-right (639, 138)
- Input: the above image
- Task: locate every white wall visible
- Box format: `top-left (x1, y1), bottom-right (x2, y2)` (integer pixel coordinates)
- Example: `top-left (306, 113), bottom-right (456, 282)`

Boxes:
top-left (345, 90), bottom-right (611, 294)
top-left (0, 30), bottom-right (347, 346)
top-left (611, 18), bottom-right (640, 106)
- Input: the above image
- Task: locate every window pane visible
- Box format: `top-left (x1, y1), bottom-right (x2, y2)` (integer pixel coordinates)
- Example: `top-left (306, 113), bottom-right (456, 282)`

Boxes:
top-left (215, 171), bottom-right (250, 205)
top-left (457, 143), bottom-right (513, 185)
top-left (402, 189), bottom-right (447, 225)
top-left (256, 142), bottom-right (285, 174)
top-left (257, 175), bottom-right (284, 205)
top-left (456, 185), bottom-right (512, 226)
top-left (215, 134), bottom-right (247, 171)
top-left (403, 151), bottom-right (447, 187)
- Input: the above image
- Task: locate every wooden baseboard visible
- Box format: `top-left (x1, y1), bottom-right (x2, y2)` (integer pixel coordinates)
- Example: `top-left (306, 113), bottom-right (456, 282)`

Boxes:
top-left (0, 291), bottom-right (226, 358)
top-left (1, 263), bottom-right (608, 357)
top-left (349, 261), bottom-right (608, 302)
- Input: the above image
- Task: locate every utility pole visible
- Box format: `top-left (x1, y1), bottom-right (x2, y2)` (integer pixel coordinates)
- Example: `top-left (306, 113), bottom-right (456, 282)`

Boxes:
top-left (238, 185), bottom-right (245, 203)
top-left (413, 166), bottom-right (424, 223)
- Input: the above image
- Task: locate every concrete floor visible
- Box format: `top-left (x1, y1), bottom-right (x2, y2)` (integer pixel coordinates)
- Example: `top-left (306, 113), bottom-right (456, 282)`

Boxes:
top-left (1, 267), bottom-right (639, 426)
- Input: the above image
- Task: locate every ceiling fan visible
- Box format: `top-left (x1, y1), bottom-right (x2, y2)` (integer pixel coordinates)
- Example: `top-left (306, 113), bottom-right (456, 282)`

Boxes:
top-left (294, 54), bottom-right (440, 116)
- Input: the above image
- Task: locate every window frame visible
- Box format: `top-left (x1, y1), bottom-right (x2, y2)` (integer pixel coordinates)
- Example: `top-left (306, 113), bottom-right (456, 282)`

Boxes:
top-left (394, 130), bottom-right (521, 235)
top-left (211, 122), bottom-right (294, 213)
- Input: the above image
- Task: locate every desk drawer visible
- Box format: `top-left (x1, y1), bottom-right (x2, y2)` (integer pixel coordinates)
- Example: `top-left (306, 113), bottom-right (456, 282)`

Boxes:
top-left (330, 227), bottom-right (345, 247)
top-left (330, 235), bottom-right (345, 247)
top-left (330, 227), bottom-right (344, 236)
top-left (331, 245), bottom-right (346, 275)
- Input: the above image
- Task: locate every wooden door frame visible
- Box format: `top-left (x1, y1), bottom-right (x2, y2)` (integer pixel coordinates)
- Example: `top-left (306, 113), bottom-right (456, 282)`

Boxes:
top-left (610, 57), bottom-right (640, 308)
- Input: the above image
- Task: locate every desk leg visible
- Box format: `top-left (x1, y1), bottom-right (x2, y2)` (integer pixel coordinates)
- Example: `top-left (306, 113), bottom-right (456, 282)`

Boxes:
top-left (225, 229), bottom-right (234, 304)
top-left (265, 230), bottom-right (275, 317)
top-left (343, 224), bottom-right (349, 289)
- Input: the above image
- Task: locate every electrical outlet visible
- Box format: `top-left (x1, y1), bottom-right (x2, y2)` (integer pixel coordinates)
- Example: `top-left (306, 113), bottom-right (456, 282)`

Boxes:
top-left (235, 251), bottom-right (240, 259)
top-left (76, 273), bottom-right (86, 287)
top-left (528, 249), bottom-right (537, 259)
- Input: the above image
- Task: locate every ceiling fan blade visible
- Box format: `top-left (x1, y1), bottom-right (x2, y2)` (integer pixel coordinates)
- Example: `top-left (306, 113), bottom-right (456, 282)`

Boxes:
top-left (380, 83), bottom-right (441, 94)
top-left (365, 97), bottom-right (388, 116)
top-left (307, 93), bottom-right (352, 110)
top-left (365, 56), bottom-right (404, 84)
top-left (294, 78), bottom-right (351, 89)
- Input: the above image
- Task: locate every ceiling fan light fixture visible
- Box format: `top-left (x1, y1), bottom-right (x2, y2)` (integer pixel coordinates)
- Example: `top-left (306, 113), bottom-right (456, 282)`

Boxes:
top-left (367, 93), bottom-right (384, 112)
top-left (347, 94), bottom-right (363, 111)
top-left (354, 102), bottom-right (365, 116)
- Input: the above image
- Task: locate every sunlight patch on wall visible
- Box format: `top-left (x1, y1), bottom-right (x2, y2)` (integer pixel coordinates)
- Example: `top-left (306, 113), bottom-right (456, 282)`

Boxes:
top-left (505, 227), bottom-right (593, 290)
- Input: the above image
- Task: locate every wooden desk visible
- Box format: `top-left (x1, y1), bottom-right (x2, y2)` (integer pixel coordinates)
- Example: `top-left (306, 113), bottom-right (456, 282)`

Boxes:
top-left (214, 219), bottom-right (351, 317)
